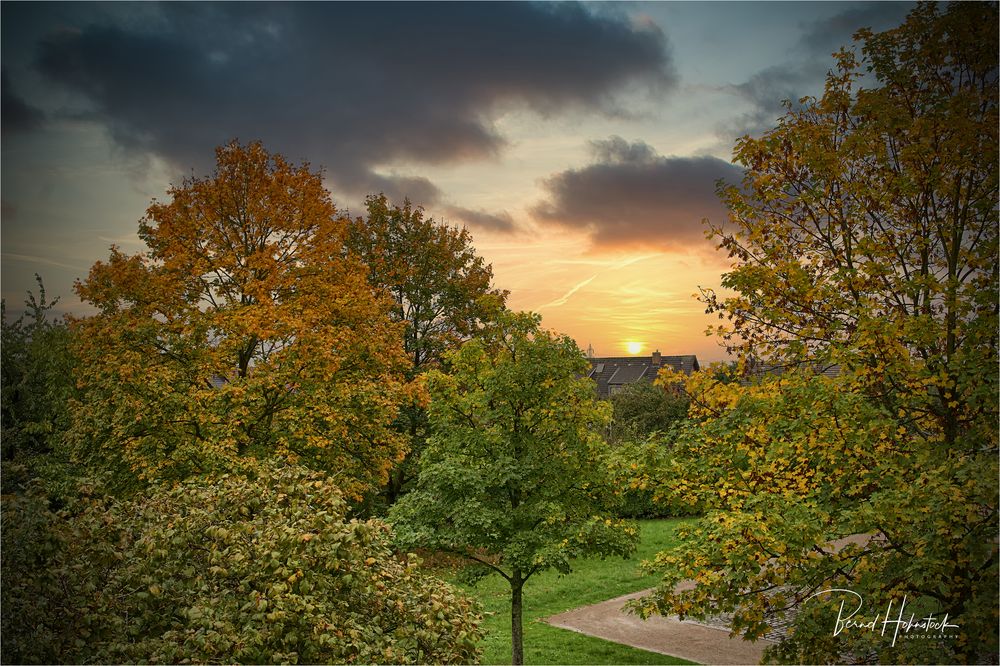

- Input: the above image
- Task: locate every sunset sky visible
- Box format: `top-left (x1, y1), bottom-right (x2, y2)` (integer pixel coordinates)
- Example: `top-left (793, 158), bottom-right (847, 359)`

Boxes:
top-left (1, 1), bottom-right (913, 362)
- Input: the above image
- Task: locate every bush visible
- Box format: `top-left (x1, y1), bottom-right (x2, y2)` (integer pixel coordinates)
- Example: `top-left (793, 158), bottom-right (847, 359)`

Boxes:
top-left (607, 381), bottom-right (687, 445)
top-left (605, 435), bottom-right (696, 519)
top-left (604, 382), bottom-right (691, 518)
top-left (1, 462), bottom-right (482, 664)
top-left (1, 480), bottom-right (83, 664)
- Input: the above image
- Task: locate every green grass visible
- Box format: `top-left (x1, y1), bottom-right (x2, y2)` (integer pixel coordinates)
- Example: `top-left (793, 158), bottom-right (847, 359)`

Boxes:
top-left (439, 518), bottom-right (698, 665)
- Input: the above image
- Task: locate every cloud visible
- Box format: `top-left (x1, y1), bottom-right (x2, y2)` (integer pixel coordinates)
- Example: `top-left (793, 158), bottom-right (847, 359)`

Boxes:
top-left (537, 274), bottom-right (597, 310)
top-left (795, 3), bottom-right (915, 57)
top-left (1, 68), bottom-right (44, 135)
top-left (589, 135), bottom-right (659, 164)
top-left (27, 2), bottom-right (675, 204)
top-left (717, 2), bottom-right (914, 142)
top-left (716, 62), bottom-right (824, 140)
top-left (442, 205), bottom-right (516, 234)
top-left (532, 136), bottom-right (742, 252)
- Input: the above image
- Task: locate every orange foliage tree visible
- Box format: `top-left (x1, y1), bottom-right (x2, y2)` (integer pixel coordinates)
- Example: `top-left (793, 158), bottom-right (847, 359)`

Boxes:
top-left (69, 141), bottom-right (412, 497)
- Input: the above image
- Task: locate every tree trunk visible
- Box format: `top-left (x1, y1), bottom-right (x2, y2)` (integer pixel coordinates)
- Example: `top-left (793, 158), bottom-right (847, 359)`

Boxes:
top-left (383, 408), bottom-right (422, 506)
top-left (511, 569), bottom-right (524, 665)
top-left (383, 463), bottom-right (406, 506)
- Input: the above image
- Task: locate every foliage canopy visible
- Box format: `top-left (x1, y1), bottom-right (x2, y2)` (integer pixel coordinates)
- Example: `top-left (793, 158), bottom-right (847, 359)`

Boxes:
top-left (641, 4), bottom-right (998, 663)
top-left (390, 311), bottom-right (637, 664)
top-left (604, 381), bottom-right (691, 518)
top-left (344, 194), bottom-right (507, 506)
top-left (1, 275), bottom-right (75, 465)
top-left (69, 141), bottom-right (412, 497)
top-left (608, 380), bottom-right (688, 444)
top-left (345, 194), bottom-right (506, 374)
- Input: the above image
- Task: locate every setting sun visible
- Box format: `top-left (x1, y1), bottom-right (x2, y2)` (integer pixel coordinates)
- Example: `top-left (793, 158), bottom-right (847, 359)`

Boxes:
top-left (625, 341), bottom-right (643, 355)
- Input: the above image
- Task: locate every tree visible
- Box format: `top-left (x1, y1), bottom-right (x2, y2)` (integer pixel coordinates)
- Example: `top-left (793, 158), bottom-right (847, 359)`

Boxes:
top-left (1, 275), bottom-right (76, 464)
top-left (1, 462), bottom-right (482, 664)
top-left (603, 381), bottom-right (690, 519)
top-left (608, 380), bottom-right (688, 444)
top-left (389, 311), bottom-right (637, 665)
top-left (344, 194), bottom-right (507, 506)
top-left (69, 141), bottom-right (412, 498)
top-left (1, 276), bottom-right (82, 499)
top-left (640, 4), bottom-right (997, 663)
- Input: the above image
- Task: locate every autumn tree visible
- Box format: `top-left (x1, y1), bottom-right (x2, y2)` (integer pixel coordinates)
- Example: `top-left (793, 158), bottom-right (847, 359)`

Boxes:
top-left (639, 4), bottom-right (998, 663)
top-left (389, 311), bottom-right (637, 665)
top-left (69, 141), bottom-right (412, 498)
top-left (344, 194), bottom-right (507, 505)
top-left (1, 462), bottom-right (482, 664)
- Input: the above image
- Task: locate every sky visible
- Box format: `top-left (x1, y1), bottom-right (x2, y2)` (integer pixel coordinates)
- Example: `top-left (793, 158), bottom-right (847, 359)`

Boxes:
top-left (1, 1), bottom-right (914, 362)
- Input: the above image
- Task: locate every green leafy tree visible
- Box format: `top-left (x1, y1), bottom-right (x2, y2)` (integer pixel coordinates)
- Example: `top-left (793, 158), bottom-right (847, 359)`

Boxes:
top-left (640, 4), bottom-right (998, 663)
top-left (1, 462), bottom-right (482, 664)
top-left (1, 275), bottom-right (76, 464)
top-left (68, 141), bottom-right (412, 497)
top-left (608, 380), bottom-right (688, 444)
top-left (604, 381), bottom-right (690, 518)
top-left (345, 194), bottom-right (507, 507)
top-left (390, 311), bottom-right (637, 665)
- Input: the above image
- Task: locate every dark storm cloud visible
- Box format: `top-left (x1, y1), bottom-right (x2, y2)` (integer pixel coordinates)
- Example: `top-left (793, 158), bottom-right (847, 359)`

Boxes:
top-left (719, 2), bottom-right (914, 141)
top-left (532, 136), bottom-right (743, 252)
top-left (1, 68), bottom-right (44, 135)
top-left (28, 2), bottom-right (674, 210)
top-left (443, 206), bottom-right (515, 234)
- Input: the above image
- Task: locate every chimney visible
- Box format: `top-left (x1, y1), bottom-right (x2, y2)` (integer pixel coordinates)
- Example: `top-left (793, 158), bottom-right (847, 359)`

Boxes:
top-left (652, 350), bottom-right (661, 367)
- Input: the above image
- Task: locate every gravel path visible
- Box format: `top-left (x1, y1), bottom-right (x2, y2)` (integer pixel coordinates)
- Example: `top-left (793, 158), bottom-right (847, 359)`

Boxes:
top-left (544, 587), bottom-right (776, 665)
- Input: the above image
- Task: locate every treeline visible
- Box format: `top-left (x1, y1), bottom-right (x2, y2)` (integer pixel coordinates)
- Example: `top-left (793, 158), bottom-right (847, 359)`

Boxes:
top-left (2, 141), bottom-right (657, 665)
top-left (2, 142), bottom-right (515, 663)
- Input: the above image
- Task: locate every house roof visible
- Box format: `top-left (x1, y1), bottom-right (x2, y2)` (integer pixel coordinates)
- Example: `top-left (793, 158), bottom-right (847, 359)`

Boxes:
top-left (586, 353), bottom-right (699, 399)
top-left (607, 364), bottom-right (649, 385)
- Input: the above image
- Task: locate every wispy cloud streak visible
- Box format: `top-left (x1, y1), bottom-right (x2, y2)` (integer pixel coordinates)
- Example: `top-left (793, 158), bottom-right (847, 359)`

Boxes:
top-left (2, 252), bottom-right (87, 272)
top-left (537, 274), bottom-right (597, 310)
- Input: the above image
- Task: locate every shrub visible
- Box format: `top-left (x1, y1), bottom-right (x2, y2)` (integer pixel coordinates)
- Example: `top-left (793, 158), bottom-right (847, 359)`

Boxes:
top-left (604, 382), bottom-right (691, 519)
top-left (607, 381), bottom-right (688, 445)
top-left (1, 462), bottom-right (482, 664)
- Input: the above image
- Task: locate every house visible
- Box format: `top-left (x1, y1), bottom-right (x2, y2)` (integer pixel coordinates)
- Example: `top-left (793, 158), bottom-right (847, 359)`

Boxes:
top-left (587, 350), bottom-right (699, 399)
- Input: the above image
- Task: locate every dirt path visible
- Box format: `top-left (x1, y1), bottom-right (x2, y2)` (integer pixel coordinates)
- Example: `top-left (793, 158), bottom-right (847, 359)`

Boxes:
top-left (543, 588), bottom-right (774, 665)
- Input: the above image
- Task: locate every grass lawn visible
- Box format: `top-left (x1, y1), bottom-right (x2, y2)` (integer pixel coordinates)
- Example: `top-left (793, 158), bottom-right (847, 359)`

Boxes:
top-left (439, 518), bottom-right (697, 665)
